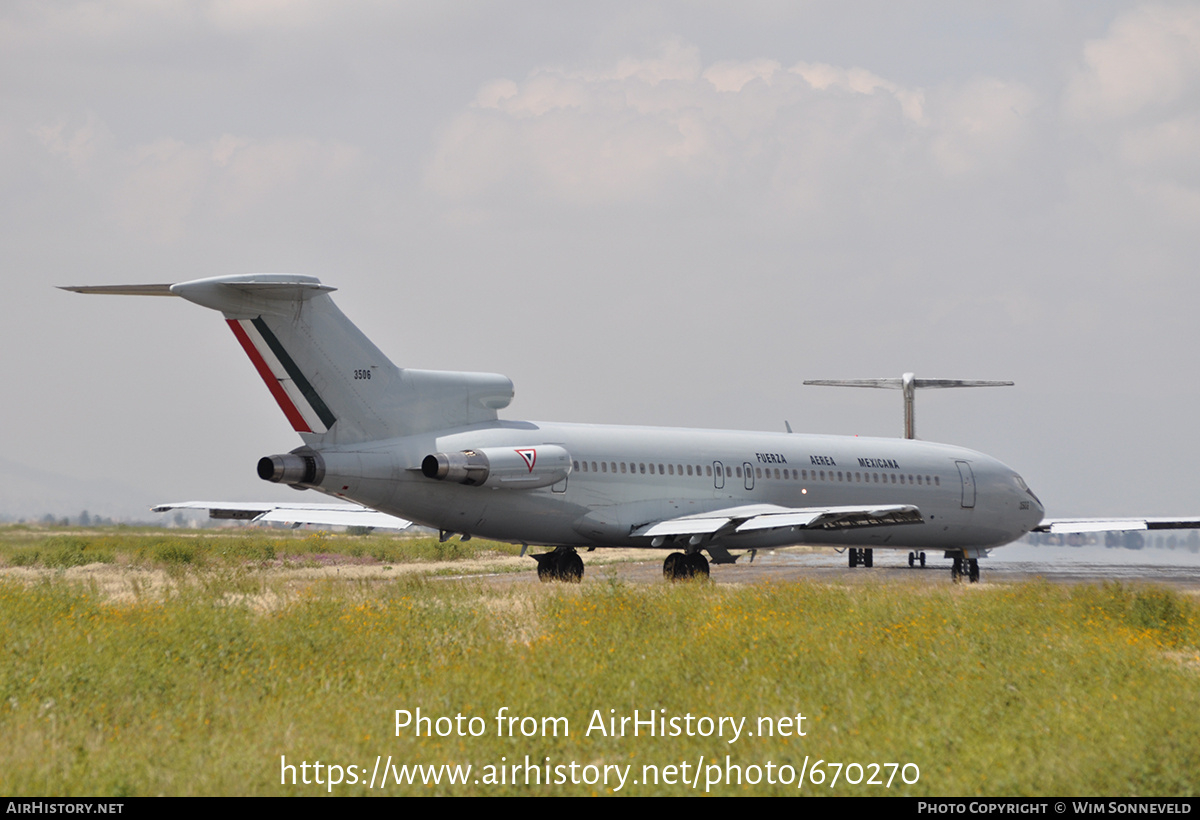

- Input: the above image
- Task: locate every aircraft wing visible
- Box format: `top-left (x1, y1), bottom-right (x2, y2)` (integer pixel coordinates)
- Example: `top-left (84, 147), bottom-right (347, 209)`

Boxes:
top-left (1033, 517), bottom-right (1200, 534)
top-left (631, 503), bottom-right (923, 539)
top-left (152, 501), bottom-right (412, 530)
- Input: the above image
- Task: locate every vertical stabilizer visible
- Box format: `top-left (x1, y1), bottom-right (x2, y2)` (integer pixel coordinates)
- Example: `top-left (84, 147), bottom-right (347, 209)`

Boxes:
top-left (67, 274), bottom-right (514, 445)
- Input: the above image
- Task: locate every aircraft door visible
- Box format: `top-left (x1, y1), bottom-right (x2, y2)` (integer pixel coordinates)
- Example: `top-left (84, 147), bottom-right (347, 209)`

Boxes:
top-left (713, 461), bottom-right (725, 490)
top-left (956, 461), bottom-right (975, 508)
top-left (743, 462), bottom-right (755, 491)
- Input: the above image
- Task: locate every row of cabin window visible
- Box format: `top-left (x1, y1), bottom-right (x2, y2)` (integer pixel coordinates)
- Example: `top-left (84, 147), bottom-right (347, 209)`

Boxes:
top-left (570, 459), bottom-right (940, 486)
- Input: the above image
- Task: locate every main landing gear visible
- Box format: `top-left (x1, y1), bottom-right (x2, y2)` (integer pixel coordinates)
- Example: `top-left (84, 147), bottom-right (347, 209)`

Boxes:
top-left (950, 553), bottom-right (980, 584)
top-left (663, 551), bottom-right (710, 581)
top-left (907, 551), bottom-right (927, 568)
top-left (534, 548), bottom-right (584, 583)
top-left (848, 548), bottom-right (874, 568)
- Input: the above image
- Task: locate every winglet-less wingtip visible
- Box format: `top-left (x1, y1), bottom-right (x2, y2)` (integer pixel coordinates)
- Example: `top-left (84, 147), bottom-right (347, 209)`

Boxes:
top-left (59, 284), bottom-right (177, 296)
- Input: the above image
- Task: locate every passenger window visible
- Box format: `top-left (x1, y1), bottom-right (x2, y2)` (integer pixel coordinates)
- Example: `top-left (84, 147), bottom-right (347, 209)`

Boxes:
top-left (736, 467), bottom-right (743, 478)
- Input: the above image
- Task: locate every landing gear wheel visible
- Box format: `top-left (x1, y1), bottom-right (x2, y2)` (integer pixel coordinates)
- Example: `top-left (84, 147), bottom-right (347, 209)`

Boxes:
top-left (556, 550), bottom-right (584, 583)
top-left (685, 551), bottom-right (710, 579)
top-left (908, 552), bottom-right (915, 568)
top-left (951, 556), bottom-right (963, 583)
top-left (663, 552), bottom-right (686, 580)
top-left (968, 558), bottom-right (980, 584)
top-left (849, 549), bottom-right (859, 568)
top-left (920, 552), bottom-right (926, 568)
top-left (864, 549), bottom-right (874, 568)
top-left (536, 549), bottom-right (582, 583)
top-left (664, 551), bottom-right (708, 581)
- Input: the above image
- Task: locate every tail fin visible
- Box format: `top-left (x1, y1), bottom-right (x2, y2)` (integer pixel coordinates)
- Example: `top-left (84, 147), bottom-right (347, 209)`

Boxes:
top-left (65, 274), bottom-right (514, 445)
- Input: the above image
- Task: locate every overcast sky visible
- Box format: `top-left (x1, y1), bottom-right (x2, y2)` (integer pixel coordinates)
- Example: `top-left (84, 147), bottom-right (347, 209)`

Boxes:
top-left (2, 1), bottom-right (1198, 520)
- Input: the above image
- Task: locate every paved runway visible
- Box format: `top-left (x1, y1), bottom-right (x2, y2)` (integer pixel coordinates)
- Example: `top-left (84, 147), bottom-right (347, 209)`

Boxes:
top-left (557, 543), bottom-right (1200, 590)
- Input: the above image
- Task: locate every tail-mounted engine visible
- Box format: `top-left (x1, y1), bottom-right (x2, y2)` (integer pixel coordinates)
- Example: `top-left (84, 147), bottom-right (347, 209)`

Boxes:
top-left (258, 449), bottom-right (324, 486)
top-left (421, 445), bottom-right (571, 490)
top-left (257, 446), bottom-right (395, 508)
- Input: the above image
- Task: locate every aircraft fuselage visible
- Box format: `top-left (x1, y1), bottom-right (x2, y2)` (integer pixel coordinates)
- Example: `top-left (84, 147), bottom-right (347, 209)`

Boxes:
top-left (331, 421), bottom-right (1044, 554)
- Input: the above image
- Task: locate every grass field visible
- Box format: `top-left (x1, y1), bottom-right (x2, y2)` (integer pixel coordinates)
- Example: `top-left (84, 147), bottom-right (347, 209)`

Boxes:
top-left (2, 527), bottom-right (1198, 796)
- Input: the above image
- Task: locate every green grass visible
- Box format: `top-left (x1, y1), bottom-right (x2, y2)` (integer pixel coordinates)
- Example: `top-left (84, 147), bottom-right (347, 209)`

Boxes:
top-left (1, 563), bottom-right (1197, 796)
top-left (0, 526), bottom-right (524, 570)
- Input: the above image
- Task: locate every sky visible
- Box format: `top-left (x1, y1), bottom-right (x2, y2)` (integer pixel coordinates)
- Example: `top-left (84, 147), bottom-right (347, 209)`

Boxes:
top-left (2, 1), bottom-right (1198, 521)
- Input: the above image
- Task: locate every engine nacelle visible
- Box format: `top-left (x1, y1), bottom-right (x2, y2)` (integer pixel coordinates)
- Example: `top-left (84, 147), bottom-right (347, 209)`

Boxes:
top-left (257, 447), bottom-right (396, 507)
top-left (258, 450), bottom-right (325, 486)
top-left (421, 445), bottom-right (572, 490)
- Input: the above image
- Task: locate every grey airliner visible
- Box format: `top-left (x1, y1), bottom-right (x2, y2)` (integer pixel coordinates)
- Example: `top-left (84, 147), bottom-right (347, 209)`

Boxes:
top-left (63, 273), bottom-right (1069, 583)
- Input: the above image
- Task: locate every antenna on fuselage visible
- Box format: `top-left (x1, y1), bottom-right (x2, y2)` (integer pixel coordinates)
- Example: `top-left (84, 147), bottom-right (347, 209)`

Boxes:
top-left (802, 372), bottom-right (1013, 439)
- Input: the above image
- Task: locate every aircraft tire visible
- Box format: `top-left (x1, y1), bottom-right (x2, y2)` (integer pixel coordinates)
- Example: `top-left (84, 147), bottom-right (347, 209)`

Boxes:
top-left (908, 552), bottom-right (915, 568)
top-left (848, 549), bottom-right (858, 568)
top-left (663, 552), bottom-right (685, 581)
top-left (548, 550), bottom-right (583, 583)
top-left (951, 556), bottom-right (963, 583)
top-left (968, 558), bottom-right (980, 584)
top-left (685, 551), bottom-right (710, 579)
top-left (537, 558), bottom-right (557, 583)
top-left (920, 552), bottom-right (926, 567)
top-left (864, 549), bottom-right (874, 568)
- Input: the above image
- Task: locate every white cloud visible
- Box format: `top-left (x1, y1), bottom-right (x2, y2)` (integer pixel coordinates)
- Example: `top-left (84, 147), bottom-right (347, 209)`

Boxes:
top-left (928, 79), bottom-right (1037, 177)
top-left (1065, 3), bottom-right (1200, 122)
top-left (426, 40), bottom-right (1053, 220)
top-left (103, 132), bottom-right (364, 242)
top-left (703, 59), bottom-right (781, 93)
top-left (31, 114), bottom-right (112, 170)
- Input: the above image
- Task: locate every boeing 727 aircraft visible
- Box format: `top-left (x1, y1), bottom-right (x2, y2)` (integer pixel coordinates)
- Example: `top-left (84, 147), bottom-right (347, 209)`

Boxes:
top-left (65, 274), bottom-right (1052, 583)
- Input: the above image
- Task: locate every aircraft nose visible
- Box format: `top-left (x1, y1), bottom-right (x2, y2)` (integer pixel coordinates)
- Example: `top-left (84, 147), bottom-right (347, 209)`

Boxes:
top-left (1012, 471), bottom-right (1044, 517)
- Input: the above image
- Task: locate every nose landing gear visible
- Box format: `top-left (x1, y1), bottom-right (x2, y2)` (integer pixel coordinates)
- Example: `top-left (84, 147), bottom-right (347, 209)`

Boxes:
top-left (848, 548), bottom-right (874, 568)
top-left (950, 554), bottom-right (980, 583)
